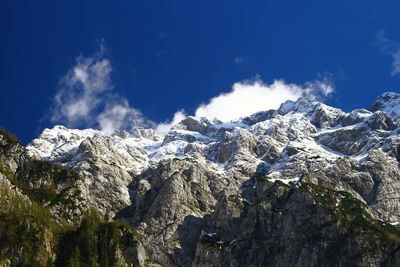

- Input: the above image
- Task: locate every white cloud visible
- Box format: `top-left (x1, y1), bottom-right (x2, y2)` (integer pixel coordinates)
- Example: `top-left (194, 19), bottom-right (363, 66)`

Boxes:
top-left (376, 30), bottom-right (400, 76)
top-left (194, 77), bottom-right (334, 122)
top-left (49, 46), bottom-right (154, 133)
top-left (156, 110), bottom-right (187, 134)
top-left (153, 76), bottom-right (335, 132)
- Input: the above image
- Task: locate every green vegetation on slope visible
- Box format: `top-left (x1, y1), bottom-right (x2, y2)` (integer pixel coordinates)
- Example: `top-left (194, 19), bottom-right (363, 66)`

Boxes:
top-left (20, 160), bottom-right (84, 216)
top-left (56, 209), bottom-right (142, 267)
top-left (0, 158), bottom-right (84, 221)
top-left (0, 179), bottom-right (142, 267)
top-left (299, 181), bottom-right (400, 253)
top-left (0, 179), bottom-right (57, 267)
top-left (0, 129), bottom-right (144, 267)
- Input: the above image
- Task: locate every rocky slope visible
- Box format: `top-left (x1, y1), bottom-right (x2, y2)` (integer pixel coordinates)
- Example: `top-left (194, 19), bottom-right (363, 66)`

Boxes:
top-left (1, 92), bottom-right (400, 266)
top-left (0, 128), bottom-right (147, 266)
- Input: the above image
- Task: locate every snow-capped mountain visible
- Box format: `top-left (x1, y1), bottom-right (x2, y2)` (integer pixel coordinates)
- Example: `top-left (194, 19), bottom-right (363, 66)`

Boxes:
top-left (21, 92), bottom-right (400, 266)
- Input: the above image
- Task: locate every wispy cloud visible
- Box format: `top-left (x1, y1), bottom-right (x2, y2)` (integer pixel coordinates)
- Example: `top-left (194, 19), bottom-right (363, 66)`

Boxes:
top-left (376, 30), bottom-right (400, 76)
top-left (194, 76), bottom-right (334, 122)
top-left (234, 56), bottom-right (248, 65)
top-left (303, 73), bottom-right (335, 100)
top-left (49, 45), bottom-right (154, 133)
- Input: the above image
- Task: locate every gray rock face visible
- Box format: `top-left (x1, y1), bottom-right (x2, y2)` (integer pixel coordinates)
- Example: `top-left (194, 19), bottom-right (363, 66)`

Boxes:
top-left (27, 126), bottom-right (164, 216)
top-left (25, 92), bottom-right (400, 266)
top-left (121, 158), bottom-right (220, 266)
top-left (192, 181), bottom-right (399, 267)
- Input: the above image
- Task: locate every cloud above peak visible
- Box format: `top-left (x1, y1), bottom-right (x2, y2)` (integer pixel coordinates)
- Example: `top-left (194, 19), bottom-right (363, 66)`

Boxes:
top-left (194, 77), bottom-right (334, 122)
top-left (97, 99), bottom-right (155, 134)
top-left (47, 44), bottom-right (335, 135)
top-left (49, 46), bottom-right (154, 133)
top-left (51, 48), bottom-right (112, 125)
top-left (155, 76), bottom-right (335, 133)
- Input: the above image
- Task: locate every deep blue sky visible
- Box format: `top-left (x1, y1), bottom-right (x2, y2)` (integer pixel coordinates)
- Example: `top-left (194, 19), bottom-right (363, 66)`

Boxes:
top-left (1, 0), bottom-right (400, 144)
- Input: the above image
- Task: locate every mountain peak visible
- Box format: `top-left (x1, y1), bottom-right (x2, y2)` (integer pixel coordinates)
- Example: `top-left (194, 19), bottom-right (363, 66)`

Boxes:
top-left (5, 92), bottom-right (400, 266)
top-left (370, 91), bottom-right (400, 123)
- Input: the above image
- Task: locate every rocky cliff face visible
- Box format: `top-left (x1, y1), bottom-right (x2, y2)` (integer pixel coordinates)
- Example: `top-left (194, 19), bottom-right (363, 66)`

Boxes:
top-left (1, 92), bottom-right (400, 266)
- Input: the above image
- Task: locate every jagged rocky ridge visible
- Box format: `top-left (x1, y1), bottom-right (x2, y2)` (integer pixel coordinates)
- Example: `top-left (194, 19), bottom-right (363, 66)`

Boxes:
top-left (1, 92), bottom-right (400, 266)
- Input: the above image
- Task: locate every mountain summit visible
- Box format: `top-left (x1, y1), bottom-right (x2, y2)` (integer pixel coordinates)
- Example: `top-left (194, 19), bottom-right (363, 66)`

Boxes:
top-left (1, 93), bottom-right (400, 266)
